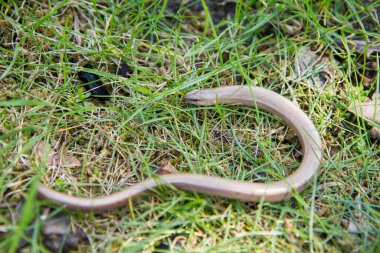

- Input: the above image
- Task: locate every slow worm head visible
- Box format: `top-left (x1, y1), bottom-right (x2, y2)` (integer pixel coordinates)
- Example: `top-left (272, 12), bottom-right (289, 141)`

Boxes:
top-left (37, 85), bottom-right (323, 212)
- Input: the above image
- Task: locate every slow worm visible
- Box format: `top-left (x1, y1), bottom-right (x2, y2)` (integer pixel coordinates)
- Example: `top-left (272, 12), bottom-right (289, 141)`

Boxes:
top-left (37, 85), bottom-right (322, 212)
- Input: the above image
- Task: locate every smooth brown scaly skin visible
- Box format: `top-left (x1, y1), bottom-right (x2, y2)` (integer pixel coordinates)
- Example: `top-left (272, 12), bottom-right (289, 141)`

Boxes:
top-left (37, 86), bottom-right (323, 212)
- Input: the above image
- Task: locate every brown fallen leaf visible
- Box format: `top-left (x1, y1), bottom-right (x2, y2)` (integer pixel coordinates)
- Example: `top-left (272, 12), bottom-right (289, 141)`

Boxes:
top-left (155, 162), bottom-right (178, 175)
top-left (42, 212), bottom-right (88, 253)
top-left (291, 46), bottom-right (339, 88)
top-left (369, 127), bottom-right (380, 140)
top-left (49, 153), bottom-right (81, 168)
top-left (348, 100), bottom-right (380, 124)
top-left (73, 9), bottom-right (82, 46)
top-left (7, 206), bottom-right (87, 252)
top-left (280, 19), bottom-right (303, 35)
top-left (341, 40), bottom-right (380, 57)
top-left (36, 141), bottom-right (81, 168)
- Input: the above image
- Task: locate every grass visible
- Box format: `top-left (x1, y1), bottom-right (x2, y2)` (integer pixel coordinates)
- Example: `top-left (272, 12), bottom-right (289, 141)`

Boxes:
top-left (0, 0), bottom-right (379, 252)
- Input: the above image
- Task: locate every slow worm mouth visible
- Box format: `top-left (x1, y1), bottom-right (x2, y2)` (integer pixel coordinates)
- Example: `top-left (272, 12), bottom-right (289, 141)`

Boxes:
top-left (183, 90), bottom-right (204, 104)
top-left (184, 89), bottom-right (218, 105)
top-left (184, 90), bottom-right (201, 99)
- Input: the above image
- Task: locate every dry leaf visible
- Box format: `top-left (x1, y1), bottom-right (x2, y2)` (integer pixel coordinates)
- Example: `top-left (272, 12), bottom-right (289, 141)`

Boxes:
top-left (369, 127), bottom-right (380, 140)
top-left (36, 141), bottom-right (81, 168)
top-left (291, 47), bottom-right (338, 88)
top-left (341, 40), bottom-right (380, 57)
top-left (348, 100), bottom-right (380, 124)
top-left (73, 10), bottom-right (82, 46)
top-left (42, 212), bottom-right (88, 253)
top-left (50, 154), bottom-right (81, 168)
top-left (155, 162), bottom-right (178, 175)
top-left (280, 19), bottom-right (303, 35)
top-left (347, 217), bottom-right (360, 234)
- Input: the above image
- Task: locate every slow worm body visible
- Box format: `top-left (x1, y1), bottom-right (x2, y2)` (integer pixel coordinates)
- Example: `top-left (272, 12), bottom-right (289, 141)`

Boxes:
top-left (37, 85), bottom-right (322, 212)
